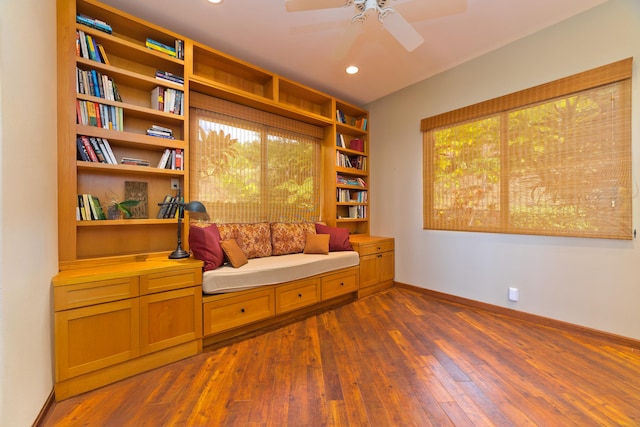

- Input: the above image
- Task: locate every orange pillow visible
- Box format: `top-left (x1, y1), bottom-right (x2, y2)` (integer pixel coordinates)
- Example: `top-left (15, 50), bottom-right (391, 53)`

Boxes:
top-left (220, 239), bottom-right (248, 268)
top-left (303, 233), bottom-right (330, 254)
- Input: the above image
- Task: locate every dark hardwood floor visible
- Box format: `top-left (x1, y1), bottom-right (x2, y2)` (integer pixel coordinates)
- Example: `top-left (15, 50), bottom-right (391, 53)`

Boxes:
top-left (41, 287), bottom-right (640, 426)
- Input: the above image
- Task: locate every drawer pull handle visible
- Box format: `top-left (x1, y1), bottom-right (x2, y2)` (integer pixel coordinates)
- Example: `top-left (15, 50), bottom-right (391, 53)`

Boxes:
top-left (377, 246), bottom-right (381, 251)
top-left (240, 308), bottom-right (246, 313)
top-left (340, 282), bottom-right (344, 286)
top-left (298, 293), bottom-right (303, 298)
top-left (377, 254), bottom-right (382, 258)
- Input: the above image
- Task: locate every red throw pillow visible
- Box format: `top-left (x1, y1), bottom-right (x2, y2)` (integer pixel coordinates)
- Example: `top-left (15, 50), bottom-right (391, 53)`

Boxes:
top-left (315, 223), bottom-right (353, 251)
top-left (189, 223), bottom-right (224, 271)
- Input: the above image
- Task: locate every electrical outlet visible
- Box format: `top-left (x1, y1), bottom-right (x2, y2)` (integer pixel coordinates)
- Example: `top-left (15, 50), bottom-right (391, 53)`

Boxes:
top-left (170, 178), bottom-right (179, 190)
top-left (508, 287), bottom-right (519, 302)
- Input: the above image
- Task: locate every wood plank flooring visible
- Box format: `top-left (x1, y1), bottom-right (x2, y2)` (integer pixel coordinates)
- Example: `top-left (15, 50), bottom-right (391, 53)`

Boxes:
top-left (41, 288), bottom-right (640, 426)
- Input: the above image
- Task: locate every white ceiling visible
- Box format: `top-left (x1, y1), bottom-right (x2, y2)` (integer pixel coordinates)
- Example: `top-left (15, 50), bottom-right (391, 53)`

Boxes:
top-left (99, 0), bottom-right (608, 106)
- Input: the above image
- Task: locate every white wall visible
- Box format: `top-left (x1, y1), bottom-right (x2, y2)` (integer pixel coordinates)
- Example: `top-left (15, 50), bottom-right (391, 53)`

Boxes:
top-left (368, 0), bottom-right (640, 340)
top-left (0, 0), bottom-right (58, 425)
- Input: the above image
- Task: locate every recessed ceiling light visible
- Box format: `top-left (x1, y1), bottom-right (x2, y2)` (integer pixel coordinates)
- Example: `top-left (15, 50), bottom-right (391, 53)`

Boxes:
top-left (208, 0), bottom-right (223, 4)
top-left (346, 65), bottom-right (359, 75)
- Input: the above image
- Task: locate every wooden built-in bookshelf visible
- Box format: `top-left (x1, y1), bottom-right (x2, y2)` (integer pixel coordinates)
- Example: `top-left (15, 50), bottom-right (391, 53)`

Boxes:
top-left (57, 0), bottom-right (370, 266)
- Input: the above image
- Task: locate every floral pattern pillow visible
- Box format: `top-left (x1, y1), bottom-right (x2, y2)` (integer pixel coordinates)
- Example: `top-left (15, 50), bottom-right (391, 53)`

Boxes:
top-left (218, 222), bottom-right (272, 259)
top-left (271, 222), bottom-right (315, 255)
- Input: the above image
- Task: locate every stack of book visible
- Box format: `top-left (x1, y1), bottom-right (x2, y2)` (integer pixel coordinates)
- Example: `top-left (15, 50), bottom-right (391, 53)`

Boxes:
top-left (155, 70), bottom-right (184, 86)
top-left (77, 135), bottom-right (117, 164)
top-left (121, 157), bottom-right (150, 167)
top-left (146, 38), bottom-right (184, 60)
top-left (146, 125), bottom-right (174, 139)
top-left (76, 14), bottom-right (112, 34)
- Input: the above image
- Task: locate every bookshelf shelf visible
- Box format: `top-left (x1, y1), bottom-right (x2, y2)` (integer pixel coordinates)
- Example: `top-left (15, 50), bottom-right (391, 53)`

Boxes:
top-left (76, 125), bottom-right (185, 149)
top-left (77, 218), bottom-right (177, 226)
top-left (77, 161), bottom-right (185, 176)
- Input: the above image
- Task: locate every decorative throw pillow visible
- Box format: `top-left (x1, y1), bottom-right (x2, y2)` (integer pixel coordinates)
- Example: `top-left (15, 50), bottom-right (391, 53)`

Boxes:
top-left (188, 223), bottom-right (224, 271)
top-left (315, 223), bottom-right (353, 251)
top-left (220, 239), bottom-right (248, 268)
top-left (271, 222), bottom-right (316, 255)
top-left (303, 232), bottom-right (330, 254)
top-left (236, 222), bottom-right (272, 258)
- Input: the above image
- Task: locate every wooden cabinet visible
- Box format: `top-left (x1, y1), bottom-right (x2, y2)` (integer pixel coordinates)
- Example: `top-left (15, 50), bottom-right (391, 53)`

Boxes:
top-left (53, 258), bottom-right (203, 400)
top-left (350, 236), bottom-right (395, 298)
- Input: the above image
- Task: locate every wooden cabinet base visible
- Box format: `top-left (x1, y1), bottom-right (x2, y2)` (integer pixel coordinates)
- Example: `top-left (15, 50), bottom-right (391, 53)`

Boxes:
top-left (358, 279), bottom-right (394, 298)
top-left (54, 339), bottom-right (201, 400)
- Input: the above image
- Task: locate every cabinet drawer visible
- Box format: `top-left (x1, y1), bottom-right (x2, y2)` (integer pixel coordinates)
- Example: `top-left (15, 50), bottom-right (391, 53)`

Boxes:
top-left (203, 288), bottom-right (275, 335)
top-left (54, 277), bottom-right (139, 311)
top-left (275, 278), bottom-right (321, 314)
top-left (358, 240), bottom-right (394, 256)
top-left (321, 269), bottom-right (358, 300)
top-left (140, 267), bottom-right (201, 295)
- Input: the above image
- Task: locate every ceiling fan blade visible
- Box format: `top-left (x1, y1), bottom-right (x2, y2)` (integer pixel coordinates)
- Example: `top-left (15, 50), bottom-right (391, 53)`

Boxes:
top-left (382, 10), bottom-right (424, 52)
top-left (333, 19), bottom-right (364, 59)
top-left (285, 0), bottom-right (349, 12)
top-left (394, 0), bottom-right (467, 22)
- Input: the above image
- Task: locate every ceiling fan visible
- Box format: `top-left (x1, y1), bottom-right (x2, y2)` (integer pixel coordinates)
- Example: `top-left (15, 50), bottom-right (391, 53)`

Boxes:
top-left (285, 0), bottom-right (467, 58)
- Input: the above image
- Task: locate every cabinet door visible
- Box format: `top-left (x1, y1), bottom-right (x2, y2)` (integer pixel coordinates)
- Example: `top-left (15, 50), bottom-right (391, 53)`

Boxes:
top-left (359, 253), bottom-right (380, 288)
top-left (379, 251), bottom-right (395, 283)
top-left (55, 299), bottom-right (139, 381)
top-left (139, 286), bottom-right (202, 355)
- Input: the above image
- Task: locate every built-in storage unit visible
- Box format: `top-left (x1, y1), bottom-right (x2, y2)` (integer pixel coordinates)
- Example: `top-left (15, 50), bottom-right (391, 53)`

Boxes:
top-left (349, 236), bottom-right (395, 297)
top-left (52, 258), bottom-right (203, 400)
top-left (57, 0), bottom-right (190, 263)
top-left (55, 0), bottom-right (388, 398)
top-left (58, 0), bottom-right (372, 264)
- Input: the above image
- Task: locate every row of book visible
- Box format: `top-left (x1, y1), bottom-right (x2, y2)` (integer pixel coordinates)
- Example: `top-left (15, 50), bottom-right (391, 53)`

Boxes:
top-left (76, 30), bottom-right (109, 64)
top-left (347, 206), bottom-right (367, 219)
top-left (151, 86), bottom-right (184, 115)
top-left (76, 100), bottom-right (124, 131)
top-left (336, 152), bottom-right (367, 170)
top-left (336, 110), bottom-right (368, 131)
top-left (147, 124), bottom-right (175, 139)
top-left (155, 70), bottom-right (184, 86)
top-left (76, 67), bottom-right (122, 102)
top-left (156, 194), bottom-right (182, 219)
top-left (336, 133), bottom-right (364, 152)
top-left (76, 14), bottom-right (112, 34)
top-left (146, 38), bottom-right (184, 60)
top-left (157, 148), bottom-right (184, 170)
top-left (337, 175), bottom-right (367, 187)
top-left (77, 194), bottom-right (107, 221)
top-left (337, 189), bottom-right (368, 203)
top-left (77, 135), bottom-right (117, 164)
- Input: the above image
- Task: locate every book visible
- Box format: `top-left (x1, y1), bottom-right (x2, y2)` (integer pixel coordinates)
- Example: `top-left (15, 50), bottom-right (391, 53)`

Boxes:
top-left (97, 44), bottom-right (110, 65)
top-left (156, 194), bottom-right (174, 218)
top-left (89, 137), bottom-right (106, 163)
top-left (157, 148), bottom-right (172, 168)
top-left (76, 137), bottom-right (90, 161)
top-left (145, 38), bottom-right (177, 57)
top-left (121, 157), bottom-right (150, 167)
top-left (76, 14), bottom-right (112, 34)
top-left (80, 135), bottom-right (98, 162)
top-left (100, 138), bottom-right (117, 164)
top-left (91, 196), bottom-right (107, 220)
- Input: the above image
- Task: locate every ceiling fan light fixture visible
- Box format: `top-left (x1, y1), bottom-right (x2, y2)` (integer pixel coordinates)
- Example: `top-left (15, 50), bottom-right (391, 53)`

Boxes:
top-left (346, 65), bottom-right (359, 75)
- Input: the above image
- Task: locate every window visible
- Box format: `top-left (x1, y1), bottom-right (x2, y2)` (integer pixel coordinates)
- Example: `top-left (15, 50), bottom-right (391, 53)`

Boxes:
top-left (422, 59), bottom-right (632, 239)
top-left (190, 93), bottom-right (322, 223)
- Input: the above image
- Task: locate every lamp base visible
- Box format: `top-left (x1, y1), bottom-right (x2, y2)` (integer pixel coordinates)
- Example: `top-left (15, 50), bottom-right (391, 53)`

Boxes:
top-left (168, 247), bottom-right (190, 259)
